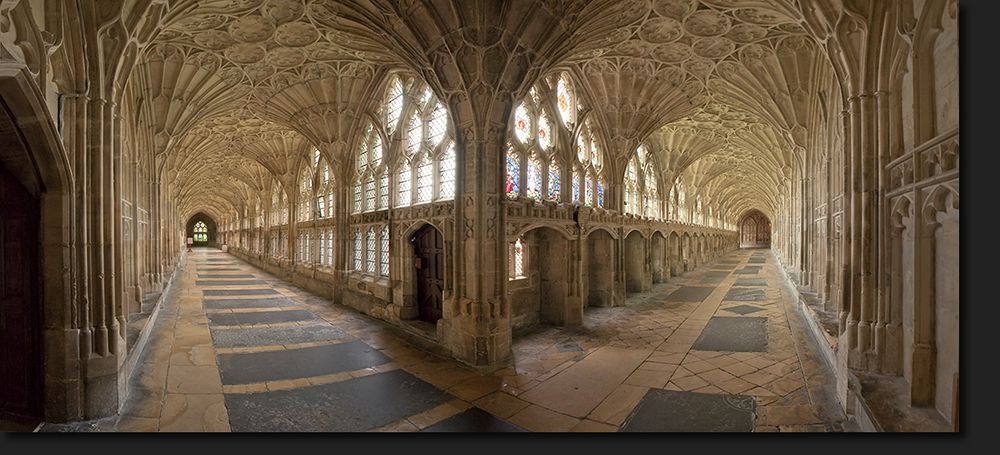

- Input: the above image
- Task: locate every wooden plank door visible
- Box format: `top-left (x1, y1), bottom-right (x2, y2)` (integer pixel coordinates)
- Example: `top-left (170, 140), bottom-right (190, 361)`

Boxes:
top-left (0, 164), bottom-right (42, 421)
top-left (413, 226), bottom-right (443, 324)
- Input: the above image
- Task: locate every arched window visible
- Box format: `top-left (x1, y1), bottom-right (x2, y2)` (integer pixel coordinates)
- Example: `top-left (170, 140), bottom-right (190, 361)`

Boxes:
top-left (624, 144), bottom-right (662, 220)
top-left (353, 229), bottom-right (363, 271)
top-left (573, 118), bottom-right (605, 208)
top-left (298, 153), bottom-right (315, 222)
top-left (316, 152), bottom-right (334, 219)
top-left (193, 221), bottom-right (208, 242)
top-left (508, 236), bottom-right (527, 280)
top-left (270, 180), bottom-right (286, 227)
top-left (506, 86), bottom-right (562, 202)
top-left (396, 83), bottom-right (455, 207)
top-left (353, 124), bottom-right (387, 214)
top-left (366, 227), bottom-right (377, 273)
top-left (379, 225), bottom-right (390, 277)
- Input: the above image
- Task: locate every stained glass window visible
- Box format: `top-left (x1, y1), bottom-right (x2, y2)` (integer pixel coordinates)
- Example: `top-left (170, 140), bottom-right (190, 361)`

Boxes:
top-left (506, 145), bottom-right (520, 199)
top-left (396, 83), bottom-right (454, 207)
top-left (572, 167), bottom-right (581, 203)
top-left (557, 74), bottom-right (574, 127)
top-left (547, 160), bottom-right (560, 201)
top-left (597, 179), bottom-right (605, 207)
top-left (526, 154), bottom-right (542, 200)
top-left (193, 221), bottom-right (208, 242)
top-left (538, 113), bottom-right (551, 150)
top-left (407, 111), bottom-right (422, 155)
top-left (514, 103), bottom-right (531, 144)
top-left (585, 173), bottom-right (594, 207)
top-left (379, 225), bottom-right (390, 277)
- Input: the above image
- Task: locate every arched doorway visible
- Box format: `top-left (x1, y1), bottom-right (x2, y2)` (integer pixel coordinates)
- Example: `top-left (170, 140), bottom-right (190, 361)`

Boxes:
top-left (739, 210), bottom-right (772, 248)
top-left (186, 213), bottom-right (217, 247)
top-left (0, 161), bottom-right (42, 423)
top-left (412, 224), bottom-right (444, 324)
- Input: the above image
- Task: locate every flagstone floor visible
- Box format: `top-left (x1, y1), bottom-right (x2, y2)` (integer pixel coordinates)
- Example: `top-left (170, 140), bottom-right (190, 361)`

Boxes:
top-left (39, 247), bottom-right (847, 432)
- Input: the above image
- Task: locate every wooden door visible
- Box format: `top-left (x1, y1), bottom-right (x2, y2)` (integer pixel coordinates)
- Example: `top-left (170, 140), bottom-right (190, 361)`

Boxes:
top-left (413, 226), bottom-right (444, 324)
top-left (0, 164), bottom-right (42, 421)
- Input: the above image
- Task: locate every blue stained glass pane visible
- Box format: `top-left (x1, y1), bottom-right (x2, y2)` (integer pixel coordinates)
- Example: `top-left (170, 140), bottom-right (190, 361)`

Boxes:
top-left (572, 171), bottom-right (580, 203)
top-left (548, 162), bottom-right (560, 201)
top-left (597, 180), bottom-right (605, 207)
top-left (585, 175), bottom-right (593, 207)
top-left (506, 152), bottom-right (520, 199)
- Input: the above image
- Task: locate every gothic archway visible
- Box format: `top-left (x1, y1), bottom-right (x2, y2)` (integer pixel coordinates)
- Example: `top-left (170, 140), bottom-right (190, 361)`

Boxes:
top-left (739, 210), bottom-right (772, 248)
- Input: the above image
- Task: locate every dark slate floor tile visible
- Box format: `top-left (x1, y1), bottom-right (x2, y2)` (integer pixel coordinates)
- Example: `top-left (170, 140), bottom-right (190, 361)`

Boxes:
top-left (210, 323), bottom-right (350, 348)
top-left (217, 340), bottom-right (390, 385)
top-left (207, 309), bottom-right (316, 326)
top-left (421, 407), bottom-right (526, 432)
top-left (198, 268), bottom-right (242, 272)
top-left (224, 369), bottom-right (450, 431)
top-left (196, 280), bottom-right (266, 286)
top-left (748, 258), bottom-right (766, 264)
top-left (723, 287), bottom-right (766, 302)
top-left (203, 297), bottom-right (297, 309)
top-left (665, 286), bottom-right (716, 302)
top-left (733, 279), bottom-right (768, 287)
top-left (735, 266), bottom-right (762, 275)
top-left (692, 316), bottom-right (768, 352)
top-left (198, 274), bottom-right (255, 279)
top-left (620, 389), bottom-right (756, 432)
top-left (722, 304), bottom-right (765, 316)
top-left (203, 289), bottom-right (278, 296)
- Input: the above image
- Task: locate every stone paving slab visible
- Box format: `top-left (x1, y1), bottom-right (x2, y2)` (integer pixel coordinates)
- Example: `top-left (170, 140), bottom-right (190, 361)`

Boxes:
top-left (196, 280), bottom-right (266, 286)
top-left (665, 286), bottom-right (716, 302)
top-left (722, 304), bottom-right (766, 316)
top-left (217, 340), bottom-right (391, 385)
top-left (197, 268), bottom-right (242, 272)
top-left (734, 266), bottom-right (762, 275)
top-left (198, 274), bottom-right (256, 279)
top-left (620, 389), bottom-right (756, 432)
top-left (692, 317), bottom-right (768, 352)
top-left (733, 279), bottom-right (768, 287)
top-left (748, 258), bottom-right (767, 264)
top-left (421, 407), bottom-right (526, 432)
top-left (224, 369), bottom-right (451, 432)
top-left (207, 309), bottom-right (316, 326)
top-left (203, 297), bottom-right (297, 310)
top-left (203, 289), bottom-right (279, 296)
top-left (723, 287), bottom-right (767, 302)
top-left (210, 323), bottom-right (350, 348)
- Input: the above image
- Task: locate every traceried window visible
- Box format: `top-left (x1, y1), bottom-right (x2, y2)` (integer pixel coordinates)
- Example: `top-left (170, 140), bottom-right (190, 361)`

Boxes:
top-left (353, 229), bottom-right (363, 271)
top-left (624, 144), bottom-right (662, 219)
top-left (396, 82), bottom-right (456, 207)
top-left (353, 124), bottom-right (387, 214)
top-left (270, 181), bottom-right (287, 227)
top-left (506, 85), bottom-right (562, 202)
top-left (508, 237), bottom-right (527, 280)
top-left (379, 225), bottom-right (390, 277)
top-left (366, 227), bottom-right (376, 273)
top-left (385, 76), bottom-right (405, 136)
top-left (316, 154), bottom-right (334, 219)
top-left (298, 152), bottom-right (316, 222)
top-left (193, 221), bottom-right (208, 242)
top-left (572, 118), bottom-right (606, 208)
top-left (325, 231), bottom-right (334, 266)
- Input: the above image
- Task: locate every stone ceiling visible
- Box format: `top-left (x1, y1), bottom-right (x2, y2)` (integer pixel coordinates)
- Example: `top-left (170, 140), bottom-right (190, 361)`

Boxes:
top-left (125, 0), bottom-right (836, 224)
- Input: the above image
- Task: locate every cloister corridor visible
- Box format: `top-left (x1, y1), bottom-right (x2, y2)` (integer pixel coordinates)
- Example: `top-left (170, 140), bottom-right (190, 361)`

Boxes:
top-left (36, 247), bottom-right (846, 432)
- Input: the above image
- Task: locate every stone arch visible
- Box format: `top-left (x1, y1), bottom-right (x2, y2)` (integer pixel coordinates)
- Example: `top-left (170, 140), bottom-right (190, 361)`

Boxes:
top-left (624, 229), bottom-right (648, 293)
top-left (910, 184), bottom-right (959, 423)
top-left (650, 231), bottom-right (667, 284)
top-left (584, 227), bottom-right (616, 308)
top-left (668, 231), bottom-right (682, 277)
top-left (508, 226), bottom-right (577, 331)
top-left (397, 221), bottom-right (452, 323)
top-left (186, 213), bottom-right (218, 247)
top-left (739, 209), bottom-right (772, 248)
top-left (0, 65), bottom-right (76, 422)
